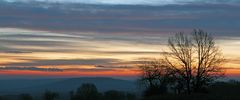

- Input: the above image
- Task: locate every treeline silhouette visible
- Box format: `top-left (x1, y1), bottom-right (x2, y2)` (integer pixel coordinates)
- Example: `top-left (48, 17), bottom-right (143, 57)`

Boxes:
top-left (0, 83), bottom-right (136, 100)
top-left (70, 83), bottom-right (136, 100)
top-left (142, 80), bottom-right (240, 100)
top-left (0, 80), bottom-right (240, 100)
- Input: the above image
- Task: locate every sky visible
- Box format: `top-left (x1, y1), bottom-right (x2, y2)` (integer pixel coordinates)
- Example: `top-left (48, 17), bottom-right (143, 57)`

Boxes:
top-left (3, 0), bottom-right (240, 5)
top-left (0, 0), bottom-right (240, 79)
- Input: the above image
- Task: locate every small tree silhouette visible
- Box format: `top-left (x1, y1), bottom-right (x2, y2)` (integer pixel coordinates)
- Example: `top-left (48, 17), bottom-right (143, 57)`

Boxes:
top-left (43, 90), bottom-right (59, 100)
top-left (126, 93), bottom-right (136, 100)
top-left (104, 90), bottom-right (125, 100)
top-left (71, 83), bottom-right (102, 100)
top-left (139, 59), bottom-right (175, 97)
top-left (19, 94), bottom-right (33, 100)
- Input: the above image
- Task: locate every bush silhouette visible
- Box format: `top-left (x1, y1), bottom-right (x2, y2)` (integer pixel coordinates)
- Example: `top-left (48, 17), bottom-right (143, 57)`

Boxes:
top-left (126, 93), bottom-right (137, 100)
top-left (19, 94), bottom-right (33, 100)
top-left (104, 90), bottom-right (125, 100)
top-left (143, 85), bottom-right (167, 97)
top-left (43, 90), bottom-right (59, 100)
top-left (71, 83), bottom-right (102, 100)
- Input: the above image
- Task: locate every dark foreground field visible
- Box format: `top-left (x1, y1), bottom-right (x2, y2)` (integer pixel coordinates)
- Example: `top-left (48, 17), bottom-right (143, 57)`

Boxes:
top-left (144, 81), bottom-right (240, 100)
top-left (0, 78), bottom-right (239, 100)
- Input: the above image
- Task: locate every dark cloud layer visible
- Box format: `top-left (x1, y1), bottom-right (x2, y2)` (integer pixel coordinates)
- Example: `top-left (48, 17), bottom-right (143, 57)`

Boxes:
top-left (2, 0), bottom-right (240, 5)
top-left (0, 66), bottom-right (63, 72)
top-left (0, 1), bottom-right (239, 36)
top-left (1, 58), bottom-right (120, 66)
top-left (0, 66), bottom-right (122, 72)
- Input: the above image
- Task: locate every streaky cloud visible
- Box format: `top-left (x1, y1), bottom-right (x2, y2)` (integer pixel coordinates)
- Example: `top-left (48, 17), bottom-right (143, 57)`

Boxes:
top-left (2, 58), bottom-right (120, 66)
top-left (0, 66), bottom-right (63, 72)
top-left (0, 1), bottom-right (239, 35)
top-left (2, 0), bottom-right (240, 5)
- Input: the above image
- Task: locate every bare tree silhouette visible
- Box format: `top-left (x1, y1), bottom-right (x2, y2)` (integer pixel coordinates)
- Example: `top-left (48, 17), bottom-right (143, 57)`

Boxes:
top-left (139, 29), bottom-right (225, 96)
top-left (167, 31), bottom-right (194, 94)
top-left (166, 29), bottom-right (225, 94)
top-left (139, 59), bottom-right (175, 96)
top-left (192, 30), bottom-right (225, 92)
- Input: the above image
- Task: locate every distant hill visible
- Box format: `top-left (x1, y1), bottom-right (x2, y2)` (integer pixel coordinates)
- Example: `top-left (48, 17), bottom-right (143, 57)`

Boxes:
top-left (0, 77), bottom-right (137, 95)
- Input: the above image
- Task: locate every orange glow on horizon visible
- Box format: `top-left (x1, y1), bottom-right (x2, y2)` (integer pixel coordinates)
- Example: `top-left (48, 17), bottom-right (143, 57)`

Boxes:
top-left (0, 70), bottom-right (141, 77)
top-left (0, 68), bottom-right (240, 78)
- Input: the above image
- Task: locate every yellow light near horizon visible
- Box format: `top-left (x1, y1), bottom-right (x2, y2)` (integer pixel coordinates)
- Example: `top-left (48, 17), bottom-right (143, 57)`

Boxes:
top-left (0, 28), bottom-right (240, 77)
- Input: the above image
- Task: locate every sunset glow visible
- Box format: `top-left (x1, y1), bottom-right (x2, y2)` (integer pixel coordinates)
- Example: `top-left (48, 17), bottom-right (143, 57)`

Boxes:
top-left (0, 0), bottom-right (240, 79)
top-left (0, 28), bottom-right (239, 78)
